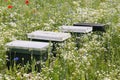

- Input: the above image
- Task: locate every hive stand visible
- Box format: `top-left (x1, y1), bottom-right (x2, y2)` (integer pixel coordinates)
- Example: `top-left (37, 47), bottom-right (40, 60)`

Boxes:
top-left (59, 26), bottom-right (93, 49)
top-left (27, 30), bottom-right (71, 56)
top-left (73, 23), bottom-right (108, 32)
top-left (6, 40), bottom-right (50, 72)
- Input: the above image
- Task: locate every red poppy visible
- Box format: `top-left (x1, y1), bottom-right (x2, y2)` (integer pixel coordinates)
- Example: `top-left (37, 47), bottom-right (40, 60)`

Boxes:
top-left (8, 5), bottom-right (13, 9)
top-left (25, 0), bottom-right (29, 5)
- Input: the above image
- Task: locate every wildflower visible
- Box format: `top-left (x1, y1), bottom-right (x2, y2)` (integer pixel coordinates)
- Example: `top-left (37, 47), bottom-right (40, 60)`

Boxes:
top-left (23, 73), bottom-right (30, 78)
top-left (82, 55), bottom-right (88, 62)
top-left (13, 57), bottom-right (19, 61)
top-left (73, 1), bottom-right (79, 7)
top-left (49, 19), bottom-right (55, 24)
top-left (103, 77), bottom-right (111, 80)
top-left (0, 58), bottom-right (2, 62)
top-left (8, 5), bottom-right (13, 9)
top-left (9, 22), bottom-right (17, 27)
top-left (0, 74), bottom-right (2, 80)
top-left (25, 0), bottom-right (29, 5)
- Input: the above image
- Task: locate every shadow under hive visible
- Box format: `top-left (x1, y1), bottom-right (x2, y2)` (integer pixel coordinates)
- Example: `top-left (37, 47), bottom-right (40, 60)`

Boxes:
top-left (6, 40), bottom-right (50, 72)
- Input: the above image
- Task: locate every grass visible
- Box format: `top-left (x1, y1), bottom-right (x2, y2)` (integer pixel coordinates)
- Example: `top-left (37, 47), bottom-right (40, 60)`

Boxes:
top-left (0, 0), bottom-right (120, 79)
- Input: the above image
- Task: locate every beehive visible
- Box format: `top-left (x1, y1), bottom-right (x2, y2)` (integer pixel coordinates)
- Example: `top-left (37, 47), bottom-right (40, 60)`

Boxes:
top-left (6, 40), bottom-right (50, 71)
top-left (73, 23), bottom-right (107, 32)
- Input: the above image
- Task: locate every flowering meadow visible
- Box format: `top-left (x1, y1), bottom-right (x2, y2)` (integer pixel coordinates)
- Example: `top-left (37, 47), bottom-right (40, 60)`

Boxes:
top-left (0, 0), bottom-right (120, 80)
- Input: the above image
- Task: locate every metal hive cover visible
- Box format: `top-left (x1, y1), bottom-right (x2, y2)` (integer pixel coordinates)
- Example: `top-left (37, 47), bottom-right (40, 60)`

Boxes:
top-left (27, 30), bottom-right (71, 42)
top-left (6, 40), bottom-right (50, 51)
top-left (73, 23), bottom-right (105, 27)
top-left (59, 26), bottom-right (92, 33)
top-left (73, 23), bottom-right (107, 32)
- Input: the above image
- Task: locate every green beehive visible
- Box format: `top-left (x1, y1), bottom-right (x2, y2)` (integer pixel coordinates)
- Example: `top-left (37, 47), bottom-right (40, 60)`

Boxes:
top-left (27, 30), bottom-right (71, 56)
top-left (6, 40), bottom-right (51, 71)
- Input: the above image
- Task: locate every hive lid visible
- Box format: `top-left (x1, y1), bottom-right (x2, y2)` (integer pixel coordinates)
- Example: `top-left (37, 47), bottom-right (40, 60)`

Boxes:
top-left (6, 40), bottom-right (50, 51)
top-left (27, 30), bottom-right (71, 42)
top-left (59, 26), bottom-right (92, 33)
top-left (73, 23), bottom-right (107, 32)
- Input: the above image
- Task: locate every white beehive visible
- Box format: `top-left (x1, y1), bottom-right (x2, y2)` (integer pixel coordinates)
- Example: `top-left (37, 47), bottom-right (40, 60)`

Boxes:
top-left (59, 26), bottom-right (93, 33)
top-left (27, 30), bottom-right (71, 42)
top-left (6, 40), bottom-right (50, 51)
